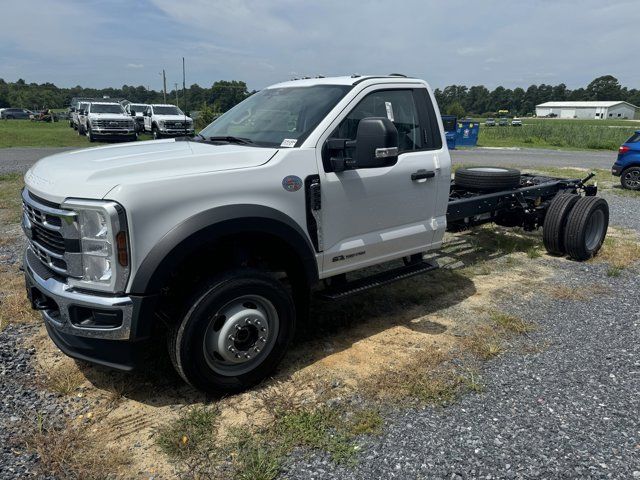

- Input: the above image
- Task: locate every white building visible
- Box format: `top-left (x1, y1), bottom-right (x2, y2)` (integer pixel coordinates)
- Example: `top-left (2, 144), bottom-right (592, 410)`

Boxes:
top-left (535, 101), bottom-right (638, 120)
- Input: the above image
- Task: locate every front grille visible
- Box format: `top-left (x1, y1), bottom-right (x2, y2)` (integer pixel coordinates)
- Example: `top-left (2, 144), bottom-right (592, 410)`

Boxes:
top-left (22, 190), bottom-right (77, 277)
top-left (92, 119), bottom-right (133, 128)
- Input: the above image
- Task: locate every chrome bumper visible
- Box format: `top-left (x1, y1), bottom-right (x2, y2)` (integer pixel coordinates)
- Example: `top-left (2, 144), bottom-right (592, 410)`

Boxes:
top-left (24, 247), bottom-right (134, 340)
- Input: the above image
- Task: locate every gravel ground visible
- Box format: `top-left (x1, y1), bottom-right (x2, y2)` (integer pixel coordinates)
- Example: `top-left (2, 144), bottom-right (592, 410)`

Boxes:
top-left (282, 194), bottom-right (640, 478)
top-left (0, 146), bottom-right (617, 175)
top-left (0, 324), bottom-right (64, 480)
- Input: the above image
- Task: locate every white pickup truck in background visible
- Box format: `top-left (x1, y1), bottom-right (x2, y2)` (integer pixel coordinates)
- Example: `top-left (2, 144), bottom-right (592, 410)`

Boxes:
top-left (21, 75), bottom-right (608, 393)
top-left (142, 103), bottom-right (194, 139)
top-left (76, 102), bottom-right (137, 142)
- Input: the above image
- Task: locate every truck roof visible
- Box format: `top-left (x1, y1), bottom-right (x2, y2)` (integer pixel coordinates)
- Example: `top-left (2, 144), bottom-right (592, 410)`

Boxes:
top-left (150, 103), bottom-right (181, 107)
top-left (268, 74), bottom-right (425, 89)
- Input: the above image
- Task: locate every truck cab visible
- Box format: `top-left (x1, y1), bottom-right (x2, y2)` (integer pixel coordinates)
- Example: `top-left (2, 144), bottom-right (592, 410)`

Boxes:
top-left (143, 104), bottom-right (195, 139)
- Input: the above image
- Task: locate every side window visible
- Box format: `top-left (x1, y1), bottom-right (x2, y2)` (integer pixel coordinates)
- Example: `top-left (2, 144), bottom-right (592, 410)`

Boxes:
top-left (334, 89), bottom-right (423, 152)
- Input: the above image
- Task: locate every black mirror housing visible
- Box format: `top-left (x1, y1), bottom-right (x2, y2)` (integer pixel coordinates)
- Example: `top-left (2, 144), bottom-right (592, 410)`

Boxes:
top-left (354, 117), bottom-right (399, 168)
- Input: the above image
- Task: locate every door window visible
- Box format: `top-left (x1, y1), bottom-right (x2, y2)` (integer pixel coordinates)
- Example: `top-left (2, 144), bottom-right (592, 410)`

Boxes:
top-left (334, 89), bottom-right (423, 152)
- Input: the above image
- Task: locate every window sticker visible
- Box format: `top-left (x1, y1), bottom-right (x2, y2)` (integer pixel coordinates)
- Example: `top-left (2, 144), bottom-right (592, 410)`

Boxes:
top-left (385, 101), bottom-right (394, 121)
top-left (280, 138), bottom-right (298, 148)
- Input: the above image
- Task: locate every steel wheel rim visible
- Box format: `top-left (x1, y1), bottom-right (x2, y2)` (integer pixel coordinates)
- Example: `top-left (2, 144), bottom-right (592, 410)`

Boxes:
top-left (624, 170), bottom-right (640, 188)
top-left (202, 294), bottom-right (279, 376)
top-left (585, 209), bottom-right (605, 251)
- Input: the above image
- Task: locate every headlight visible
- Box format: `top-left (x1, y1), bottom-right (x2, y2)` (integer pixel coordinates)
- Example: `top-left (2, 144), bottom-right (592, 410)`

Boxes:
top-left (61, 199), bottom-right (129, 293)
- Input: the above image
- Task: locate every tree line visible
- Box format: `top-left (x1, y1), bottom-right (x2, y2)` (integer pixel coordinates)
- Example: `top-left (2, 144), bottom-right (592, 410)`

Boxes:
top-left (0, 78), bottom-right (252, 113)
top-left (436, 75), bottom-right (640, 118)
top-left (0, 74), bottom-right (637, 118)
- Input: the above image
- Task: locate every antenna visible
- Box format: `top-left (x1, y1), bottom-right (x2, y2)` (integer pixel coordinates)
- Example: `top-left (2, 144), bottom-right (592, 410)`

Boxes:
top-left (162, 69), bottom-right (167, 103)
top-left (182, 57), bottom-right (188, 137)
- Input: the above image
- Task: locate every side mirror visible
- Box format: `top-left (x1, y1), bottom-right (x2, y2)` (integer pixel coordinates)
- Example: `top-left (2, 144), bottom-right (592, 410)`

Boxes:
top-left (70, 107), bottom-right (76, 112)
top-left (130, 110), bottom-right (136, 116)
top-left (353, 117), bottom-right (399, 168)
top-left (79, 109), bottom-right (86, 115)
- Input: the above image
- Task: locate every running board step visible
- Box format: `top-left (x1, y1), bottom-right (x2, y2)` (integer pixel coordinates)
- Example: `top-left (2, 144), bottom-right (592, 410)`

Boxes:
top-left (317, 260), bottom-right (439, 300)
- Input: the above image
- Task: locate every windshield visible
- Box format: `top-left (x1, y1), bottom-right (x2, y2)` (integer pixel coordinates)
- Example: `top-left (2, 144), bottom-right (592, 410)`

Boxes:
top-left (130, 104), bottom-right (146, 112)
top-left (199, 85), bottom-right (352, 147)
top-left (154, 106), bottom-right (182, 115)
top-left (91, 104), bottom-right (124, 114)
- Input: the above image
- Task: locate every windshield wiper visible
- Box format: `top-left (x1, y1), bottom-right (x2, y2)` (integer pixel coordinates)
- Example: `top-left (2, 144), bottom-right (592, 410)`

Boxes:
top-left (206, 135), bottom-right (254, 145)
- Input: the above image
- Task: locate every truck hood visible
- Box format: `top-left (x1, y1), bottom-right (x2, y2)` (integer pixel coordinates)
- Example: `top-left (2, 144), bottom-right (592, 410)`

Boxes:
top-left (25, 139), bottom-right (278, 202)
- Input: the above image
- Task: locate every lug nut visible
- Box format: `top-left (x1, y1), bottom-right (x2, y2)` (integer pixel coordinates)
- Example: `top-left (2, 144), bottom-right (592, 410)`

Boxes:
top-left (235, 353), bottom-right (241, 358)
top-left (254, 347), bottom-right (260, 353)
top-left (244, 353), bottom-right (251, 359)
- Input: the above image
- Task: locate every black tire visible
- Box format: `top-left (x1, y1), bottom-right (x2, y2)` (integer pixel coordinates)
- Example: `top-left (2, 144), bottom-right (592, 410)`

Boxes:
top-left (620, 166), bottom-right (640, 190)
top-left (543, 193), bottom-right (580, 255)
top-left (87, 126), bottom-right (95, 142)
top-left (152, 126), bottom-right (161, 139)
top-left (168, 268), bottom-right (295, 393)
top-left (454, 166), bottom-right (521, 191)
top-left (77, 123), bottom-right (85, 135)
top-left (563, 196), bottom-right (609, 261)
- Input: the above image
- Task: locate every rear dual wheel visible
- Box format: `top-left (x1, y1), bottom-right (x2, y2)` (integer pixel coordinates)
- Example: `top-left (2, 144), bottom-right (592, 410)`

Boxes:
top-left (543, 194), bottom-right (608, 261)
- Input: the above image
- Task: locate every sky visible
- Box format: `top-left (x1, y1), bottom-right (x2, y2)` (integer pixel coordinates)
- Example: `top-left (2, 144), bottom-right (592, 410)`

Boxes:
top-left (0, 0), bottom-right (638, 91)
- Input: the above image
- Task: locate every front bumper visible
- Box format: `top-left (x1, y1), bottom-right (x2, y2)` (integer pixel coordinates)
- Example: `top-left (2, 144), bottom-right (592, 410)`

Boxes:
top-left (159, 127), bottom-right (195, 136)
top-left (91, 127), bottom-right (136, 136)
top-left (23, 247), bottom-right (154, 370)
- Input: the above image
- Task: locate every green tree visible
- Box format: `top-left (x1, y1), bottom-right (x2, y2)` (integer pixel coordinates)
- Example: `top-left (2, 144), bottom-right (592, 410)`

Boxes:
top-left (446, 101), bottom-right (465, 118)
top-left (586, 75), bottom-right (622, 100)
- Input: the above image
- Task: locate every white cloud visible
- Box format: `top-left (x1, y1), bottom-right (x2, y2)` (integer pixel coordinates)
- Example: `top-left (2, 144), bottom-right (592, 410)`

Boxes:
top-left (127, 64), bottom-right (145, 69)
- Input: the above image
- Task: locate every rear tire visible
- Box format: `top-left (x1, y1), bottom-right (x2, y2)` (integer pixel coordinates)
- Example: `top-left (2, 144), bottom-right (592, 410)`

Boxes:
top-left (563, 196), bottom-right (609, 261)
top-left (620, 166), bottom-right (640, 190)
top-left (543, 193), bottom-right (580, 255)
top-left (455, 166), bottom-right (521, 191)
top-left (168, 268), bottom-right (296, 393)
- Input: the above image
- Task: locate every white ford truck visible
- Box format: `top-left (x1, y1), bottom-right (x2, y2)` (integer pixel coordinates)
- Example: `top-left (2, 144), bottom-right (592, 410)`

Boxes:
top-left (22, 75), bottom-right (608, 392)
top-left (77, 102), bottom-right (137, 142)
top-left (142, 104), bottom-right (194, 139)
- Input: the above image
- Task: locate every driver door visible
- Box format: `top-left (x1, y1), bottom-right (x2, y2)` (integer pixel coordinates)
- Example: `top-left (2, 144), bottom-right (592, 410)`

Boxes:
top-left (316, 86), bottom-right (445, 277)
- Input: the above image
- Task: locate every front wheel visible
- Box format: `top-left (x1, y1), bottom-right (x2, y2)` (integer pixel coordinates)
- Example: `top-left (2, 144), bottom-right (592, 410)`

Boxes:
top-left (152, 126), bottom-right (161, 139)
top-left (621, 166), bottom-right (640, 190)
top-left (168, 269), bottom-right (296, 393)
top-left (87, 126), bottom-right (95, 142)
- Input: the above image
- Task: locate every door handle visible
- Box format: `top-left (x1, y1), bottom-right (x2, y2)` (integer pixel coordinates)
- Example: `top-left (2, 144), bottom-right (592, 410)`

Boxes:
top-left (411, 169), bottom-right (436, 181)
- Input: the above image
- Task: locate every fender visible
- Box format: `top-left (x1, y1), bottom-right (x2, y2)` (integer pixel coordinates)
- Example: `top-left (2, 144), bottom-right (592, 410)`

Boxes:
top-left (129, 204), bottom-right (319, 295)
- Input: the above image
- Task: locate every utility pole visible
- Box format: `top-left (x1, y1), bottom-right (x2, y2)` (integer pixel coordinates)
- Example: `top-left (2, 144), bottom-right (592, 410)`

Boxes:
top-left (174, 83), bottom-right (179, 108)
top-left (162, 69), bottom-right (167, 103)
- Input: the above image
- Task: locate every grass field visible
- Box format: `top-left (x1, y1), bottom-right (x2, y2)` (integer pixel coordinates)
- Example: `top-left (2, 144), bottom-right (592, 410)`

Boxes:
top-left (474, 118), bottom-right (638, 150)
top-left (0, 119), bottom-right (151, 148)
top-left (2, 117), bottom-right (639, 151)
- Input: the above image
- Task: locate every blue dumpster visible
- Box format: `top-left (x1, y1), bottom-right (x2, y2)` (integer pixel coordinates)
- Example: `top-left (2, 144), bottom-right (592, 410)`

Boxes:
top-left (455, 119), bottom-right (479, 147)
top-left (441, 115), bottom-right (458, 149)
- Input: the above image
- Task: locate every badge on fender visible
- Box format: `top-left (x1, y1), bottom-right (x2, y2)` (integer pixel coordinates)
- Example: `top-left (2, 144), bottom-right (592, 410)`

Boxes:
top-left (282, 175), bottom-right (303, 192)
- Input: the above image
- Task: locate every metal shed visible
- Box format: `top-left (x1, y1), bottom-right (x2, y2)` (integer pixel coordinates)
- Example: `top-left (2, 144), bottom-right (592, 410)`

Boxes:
top-left (535, 101), bottom-right (638, 120)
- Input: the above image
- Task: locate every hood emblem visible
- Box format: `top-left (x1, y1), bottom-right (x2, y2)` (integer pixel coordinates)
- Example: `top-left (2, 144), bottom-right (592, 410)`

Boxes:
top-left (282, 175), bottom-right (303, 192)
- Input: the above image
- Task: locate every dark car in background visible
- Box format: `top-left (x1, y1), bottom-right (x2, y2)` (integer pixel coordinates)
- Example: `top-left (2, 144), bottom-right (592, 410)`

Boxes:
top-left (611, 131), bottom-right (640, 190)
top-left (1, 108), bottom-right (34, 119)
